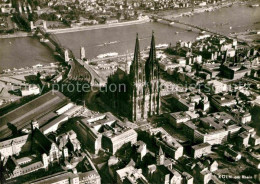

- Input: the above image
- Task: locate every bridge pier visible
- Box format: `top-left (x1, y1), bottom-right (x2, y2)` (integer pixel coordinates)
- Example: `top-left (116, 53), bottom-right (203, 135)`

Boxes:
top-left (80, 47), bottom-right (86, 60)
top-left (64, 49), bottom-right (70, 62)
top-left (30, 21), bottom-right (34, 30)
top-left (43, 21), bottom-right (47, 30)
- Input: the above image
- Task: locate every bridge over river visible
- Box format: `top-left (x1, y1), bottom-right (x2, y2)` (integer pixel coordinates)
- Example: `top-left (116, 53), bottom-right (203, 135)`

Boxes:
top-left (34, 27), bottom-right (93, 83)
top-left (153, 15), bottom-right (251, 45)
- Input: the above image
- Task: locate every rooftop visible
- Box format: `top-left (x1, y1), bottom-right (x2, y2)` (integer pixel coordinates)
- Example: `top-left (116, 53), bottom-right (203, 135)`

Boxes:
top-left (150, 127), bottom-right (182, 150)
top-left (169, 111), bottom-right (190, 120)
top-left (211, 94), bottom-right (236, 105)
top-left (81, 112), bottom-right (134, 139)
top-left (192, 142), bottom-right (211, 150)
top-left (0, 90), bottom-right (70, 140)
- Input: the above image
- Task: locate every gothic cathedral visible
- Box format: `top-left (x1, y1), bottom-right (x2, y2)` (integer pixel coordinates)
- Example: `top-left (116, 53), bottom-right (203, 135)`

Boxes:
top-left (105, 32), bottom-right (161, 122)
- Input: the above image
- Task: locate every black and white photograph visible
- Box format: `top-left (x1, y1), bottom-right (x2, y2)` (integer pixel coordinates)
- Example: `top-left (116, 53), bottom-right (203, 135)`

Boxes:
top-left (0, 0), bottom-right (259, 183)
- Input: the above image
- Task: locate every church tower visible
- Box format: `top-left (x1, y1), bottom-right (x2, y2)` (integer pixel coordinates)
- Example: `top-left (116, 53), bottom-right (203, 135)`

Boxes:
top-left (129, 34), bottom-right (147, 121)
top-left (157, 146), bottom-right (165, 165)
top-left (145, 31), bottom-right (161, 116)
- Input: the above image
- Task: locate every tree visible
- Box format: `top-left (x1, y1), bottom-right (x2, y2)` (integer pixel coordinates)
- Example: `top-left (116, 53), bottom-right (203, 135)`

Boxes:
top-left (0, 157), bottom-right (6, 184)
top-left (28, 12), bottom-right (38, 22)
top-left (39, 13), bottom-right (58, 21)
top-left (89, 14), bottom-right (96, 20)
top-left (116, 12), bottom-right (122, 20)
top-left (134, 10), bottom-right (138, 17)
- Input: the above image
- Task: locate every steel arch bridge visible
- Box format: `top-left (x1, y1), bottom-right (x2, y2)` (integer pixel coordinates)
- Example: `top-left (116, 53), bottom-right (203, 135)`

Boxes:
top-left (34, 27), bottom-right (92, 83)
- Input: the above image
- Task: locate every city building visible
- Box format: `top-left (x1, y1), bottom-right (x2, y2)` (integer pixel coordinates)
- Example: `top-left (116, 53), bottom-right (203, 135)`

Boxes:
top-left (162, 91), bottom-right (209, 112)
top-left (207, 80), bottom-right (228, 94)
top-left (201, 64), bottom-right (221, 79)
top-left (78, 112), bottom-right (137, 154)
top-left (0, 134), bottom-right (31, 159)
top-left (182, 172), bottom-right (194, 184)
top-left (168, 111), bottom-right (191, 128)
top-left (224, 148), bottom-right (241, 161)
top-left (211, 94), bottom-right (236, 110)
top-left (192, 143), bottom-right (211, 158)
top-left (245, 154), bottom-right (260, 169)
top-left (21, 85), bottom-right (40, 96)
top-left (149, 127), bottom-right (183, 160)
top-left (183, 112), bottom-right (240, 145)
top-left (116, 165), bottom-right (149, 184)
top-left (0, 90), bottom-right (70, 140)
top-left (199, 169), bottom-right (212, 184)
top-left (148, 164), bottom-right (182, 184)
top-left (40, 114), bottom-right (69, 135)
top-left (250, 134), bottom-right (260, 146)
top-left (33, 128), bottom-right (61, 164)
top-left (30, 156), bottom-right (101, 184)
top-left (220, 63), bottom-right (250, 80)
top-left (237, 131), bottom-right (250, 148)
top-left (5, 156), bottom-right (43, 179)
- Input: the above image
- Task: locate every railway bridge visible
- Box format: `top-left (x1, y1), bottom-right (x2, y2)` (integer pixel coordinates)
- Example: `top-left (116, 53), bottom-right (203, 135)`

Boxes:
top-left (34, 27), bottom-right (92, 83)
top-left (153, 15), bottom-right (249, 45)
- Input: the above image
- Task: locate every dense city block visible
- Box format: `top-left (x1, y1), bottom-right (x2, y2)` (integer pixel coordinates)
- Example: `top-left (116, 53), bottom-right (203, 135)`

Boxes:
top-left (0, 0), bottom-right (259, 184)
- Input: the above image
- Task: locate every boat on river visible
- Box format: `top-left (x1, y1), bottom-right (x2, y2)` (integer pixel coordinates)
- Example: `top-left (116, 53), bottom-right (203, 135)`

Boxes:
top-left (97, 52), bottom-right (118, 59)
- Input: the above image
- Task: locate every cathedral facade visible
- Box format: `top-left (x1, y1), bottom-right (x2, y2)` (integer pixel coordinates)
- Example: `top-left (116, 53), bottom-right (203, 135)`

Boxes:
top-left (105, 32), bottom-right (161, 122)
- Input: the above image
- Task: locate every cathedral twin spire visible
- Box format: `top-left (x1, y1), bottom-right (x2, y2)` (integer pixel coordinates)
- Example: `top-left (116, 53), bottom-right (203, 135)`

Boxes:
top-left (147, 31), bottom-right (156, 65)
top-left (131, 31), bottom-right (158, 83)
top-left (129, 32), bottom-right (160, 121)
top-left (130, 33), bottom-right (141, 82)
top-left (106, 32), bottom-right (160, 122)
top-left (146, 31), bottom-right (158, 82)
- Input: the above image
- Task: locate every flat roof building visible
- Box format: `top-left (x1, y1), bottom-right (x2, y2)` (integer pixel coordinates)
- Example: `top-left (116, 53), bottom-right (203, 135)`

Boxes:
top-left (211, 94), bottom-right (236, 111)
top-left (183, 112), bottom-right (240, 145)
top-left (116, 165), bottom-right (149, 184)
top-left (192, 142), bottom-right (211, 158)
top-left (78, 112), bottom-right (137, 154)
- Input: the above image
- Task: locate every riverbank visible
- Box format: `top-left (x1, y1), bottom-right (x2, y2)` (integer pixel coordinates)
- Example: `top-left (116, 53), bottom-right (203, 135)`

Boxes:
top-left (0, 19), bottom-right (150, 39)
top-left (0, 32), bottom-right (33, 39)
top-left (47, 18), bottom-right (151, 34)
top-left (157, 0), bottom-right (245, 19)
top-left (160, 0), bottom-right (240, 19)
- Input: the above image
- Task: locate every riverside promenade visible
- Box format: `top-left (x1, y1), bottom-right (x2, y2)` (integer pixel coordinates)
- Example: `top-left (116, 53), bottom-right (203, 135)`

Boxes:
top-left (0, 18), bottom-right (150, 39)
top-left (45, 18), bottom-right (150, 34)
top-left (0, 32), bottom-right (33, 39)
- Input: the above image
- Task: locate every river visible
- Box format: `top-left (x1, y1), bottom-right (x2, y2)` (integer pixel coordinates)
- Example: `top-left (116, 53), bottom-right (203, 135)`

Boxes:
top-left (0, 2), bottom-right (259, 71)
top-left (0, 37), bottom-right (57, 71)
top-left (177, 2), bottom-right (260, 34)
top-left (55, 22), bottom-right (199, 59)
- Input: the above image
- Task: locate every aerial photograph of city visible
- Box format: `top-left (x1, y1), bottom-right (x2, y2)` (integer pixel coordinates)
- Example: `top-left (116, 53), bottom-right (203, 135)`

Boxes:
top-left (0, 0), bottom-right (259, 183)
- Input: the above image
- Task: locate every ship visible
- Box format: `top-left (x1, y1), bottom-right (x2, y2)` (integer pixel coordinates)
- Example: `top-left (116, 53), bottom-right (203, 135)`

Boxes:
top-left (103, 41), bottom-right (118, 46)
top-left (97, 52), bottom-right (118, 59)
top-left (147, 44), bottom-right (169, 50)
top-left (250, 4), bottom-right (259, 7)
top-left (40, 38), bottom-right (49, 43)
top-left (155, 44), bottom-right (169, 49)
